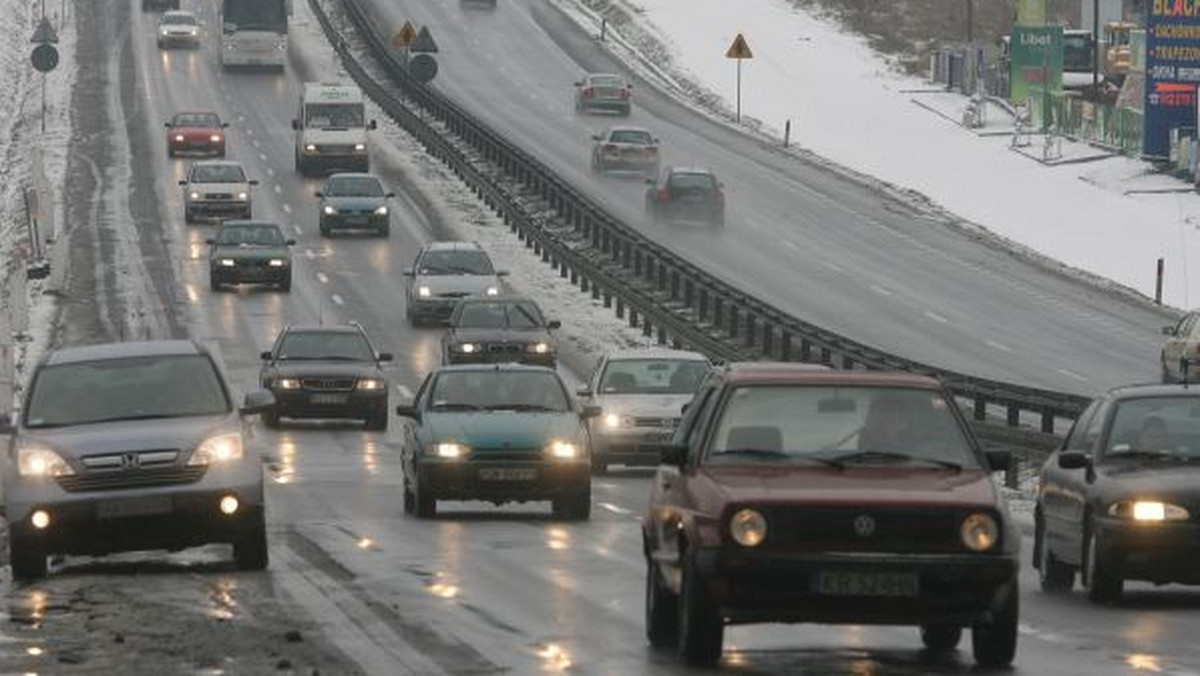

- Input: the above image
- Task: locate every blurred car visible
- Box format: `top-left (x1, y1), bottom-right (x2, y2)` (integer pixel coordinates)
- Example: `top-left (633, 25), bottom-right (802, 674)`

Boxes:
top-left (645, 166), bottom-right (725, 226)
top-left (574, 73), bottom-right (633, 116)
top-left (207, 221), bottom-right (294, 292)
top-left (180, 160), bottom-right (257, 223)
top-left (316, 172), bottom-right (394, 237)
top-left (1, 340), bottom-right (275, 580)
top-left (442, 296), bottom-right (560, 368)
top-left (577, 349), bottom-right (710, 473)
top-left (643, 364), bottom-right (1019, 667)
top-left (142, 0), bottom-right (179, 10)
top-left (404, 241), bottom-right (508, 326)
top-left (1034, 383), bottom-right (1200, 603)
top-left (591, 126), bottom-right (659, 176)
top-left (396, 364), bottom-right (599, 519)
top-left (1159, 310), bottom-right (1200, 382)
top-left (165, 111), bottom-right (228, 158)
top-left (157, 10), bottom-right (200, 49)
top-left (259, 323), bottom-right (392, 430)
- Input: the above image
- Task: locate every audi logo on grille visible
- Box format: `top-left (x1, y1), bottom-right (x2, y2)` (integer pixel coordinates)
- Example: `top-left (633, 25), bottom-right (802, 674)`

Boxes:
top-left (121, 453), bottom-right (142, 470)
top-left (853, 514), bottom-right (876, 538)
top-left (315, 379), bottom-right (338, 388)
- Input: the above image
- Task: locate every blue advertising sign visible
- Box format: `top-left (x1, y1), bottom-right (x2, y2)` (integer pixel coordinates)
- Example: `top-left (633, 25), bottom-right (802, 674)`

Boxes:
top-left (1144, 0), bottom-right (1200, 158)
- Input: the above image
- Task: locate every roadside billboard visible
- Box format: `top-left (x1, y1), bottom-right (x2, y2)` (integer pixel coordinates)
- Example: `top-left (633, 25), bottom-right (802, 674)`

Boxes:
top-left (1143, 1), bottom-right (1200, 159)
top-left (1010, 26), bottom-right (1063, 105)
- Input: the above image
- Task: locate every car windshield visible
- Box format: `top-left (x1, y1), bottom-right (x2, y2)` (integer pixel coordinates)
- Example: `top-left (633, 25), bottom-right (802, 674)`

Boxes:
top-left (162, 13), bottom-right (197, 25)
top-left (25, 355), bottom-right (230, 428)
top-left (705, 385), bottom-right (978, 467)
top-left (599, 358), bottom-right (708, 395)
top-left (277, 331), bottom-right (374, 361)
top-left (609, 129), bottom-right (652, 145)
top-left (215, 224), bottom-right (284, 246)
top-left (325, 176), bottom-right (384, 197)
top-left (430, 370), bottom-right (569, 412)
top-left (1103, 396), bottom-right (1200, 460)
top-left (305, 103), bottom-right (364, 129)
top-left (668, 173), bottom-right (717, 191)
top-left (192, 164), bottom-right (246, 183)
top-left (173, 113), bottom-right (220, 127)
top-left (418, 250), bottom-right (495, 276)
top-left (455, 300), bottom-right (544, 329)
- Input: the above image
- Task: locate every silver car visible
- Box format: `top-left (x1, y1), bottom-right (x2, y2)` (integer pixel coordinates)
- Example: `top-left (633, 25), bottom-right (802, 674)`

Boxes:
top-left (577, 349), bottom-right (711, 473)
top-left (404, 241), bottom-right (508, 326)
top-left (591, 126), bottom-right (660, 176)
top-left (180, 160), bottom-right (258, 224)
top-left (157, 10), bottom-right (200, 49)
top-left (1161, 310), bottom-right (1200, 382)
top-left (1, 340), bottom-right (275, 580)
top-left (574, 73), bottom-right (633, 116)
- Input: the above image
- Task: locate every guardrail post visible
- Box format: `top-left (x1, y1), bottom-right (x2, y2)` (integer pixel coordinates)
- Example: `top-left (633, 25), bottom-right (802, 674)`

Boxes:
top-left (603, 291), bottom-right (612, 308)
top-left (780, 331), bottom-right (791, 360)
top-left (642, 316), bottom-right (653, 337)
top-left (658, 264), bottom-right (667, 291)
top-left (1004, 454), bottom-right (1020, 489)
top-left (820, 347), bottom-right (833, 365)
top-left (698, 288), bottom-right (708, 321)
top-left (800, 338), bottom-right (812, 362)
top-left (974, 397), bottom-right (987, 421)
top-left (580, 275), bottom-right (588, 292)
top-left (762, 323), bottom-right (773, 356)
top-left (622, 240), bottom-right (632, 268)
top-left (713, 296), bottom-right (723, 328)
top-left (1041, 409), bottom-right (1055, 434)
top-left (1006, 404), bottom-right (1020, 427)
top-left (570, 269), bottom-right (578, 285)
top-left (634, 250), bottom-right (643, 276)
top-left (615, 298), bottom-right (625, 319)
top-left (657, 327), bottom-right (668, 345)
top-left (842, 354), bottom-right (855, 370)
top-left (560, 260), bottom-right (569, 279)
top-left (629, 307), bottom-right (639, 328)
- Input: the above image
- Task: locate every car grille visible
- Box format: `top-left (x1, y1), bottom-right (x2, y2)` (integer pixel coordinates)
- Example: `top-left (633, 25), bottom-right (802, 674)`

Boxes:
top-left (594, 87), bottom-right (623, 99)
top-left (316, 144), bottom-right (355, 154)
top-left (634, 416), bottom-right (679, 429)
top-left (437, 291), bottom-right (471, 299)
top-left (763, 507), bottom-right (971, 553)
top-left (486, 344), bottom-right (523, 355)
top-left (58, 449), bottom-right (206, 492)
top-left (205, 193), bottom-right (234, 200)
top-left (469, 448), bottom-right (542, 461)
top-left (300, 377), bottom-right (356, 391)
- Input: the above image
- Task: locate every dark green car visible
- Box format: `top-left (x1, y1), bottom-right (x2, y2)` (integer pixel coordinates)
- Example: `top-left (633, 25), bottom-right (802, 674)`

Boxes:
top-left (207, 221), bottom-right (295, 292)
top-left (397, 364), bottom-right (600, 520)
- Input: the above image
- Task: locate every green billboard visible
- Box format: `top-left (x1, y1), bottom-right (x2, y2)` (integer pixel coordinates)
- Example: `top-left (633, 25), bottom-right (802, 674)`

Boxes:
top-left (1010, 26), bottom-right (1064, 105)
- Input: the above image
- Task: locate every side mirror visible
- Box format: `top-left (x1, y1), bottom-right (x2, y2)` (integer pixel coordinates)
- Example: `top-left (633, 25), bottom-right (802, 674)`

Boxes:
top-left (576, 387), bottom-right (592, 398)
top-left (496, 270), bottom-right (509, 277)
top-left (680, 402), bottom-right (691, 414)
top-left (314, 191), bottom-right (323, 198)
top-left (248, 179), bottom-right (260, 186)
top-left (548, 320), bottom-right (562, 330)
top-left (1163, 325), bottom-right (1178, 336)
top-left (205, 238), bottom-right (216, 245)
top-left (377, 352), bottom-right (394, 362)
top-left (645, 178), bottom-right (655, 185)
top-left (591, 135), bottom-right (602, 141)
top-left (386, 192), bottom-right (396, 198)
top-left (581, 405), bottom-right (602, 419)
top-left (403, 268), bottom-right (415, 277)
top-left (222, 122), bottom-right (230, 128)
top-left (658, 443), bottom-right (685, 467)
top-left (164, 122), bottom-right (172, 128)
top-left (395, 404), bottom-right (421, 421)
top-left (240, 389), bottom-right (277, 415)
top-left (574, 81), bottom-right (584, 87)
top-left (291, 119), bottom-right (299, 130)
top-left (178, 180), bottom-right (188, 186)
top-left (1058, 451), bottom-right (1091, 470)
top-left (260, 350), bottom-right (273, 360)
top-left (285, 239), bottom-right (296, 246)
top-left (368, 120), bottom-right (378, 130)
top-left (984, 449), bottom-right (1012, 472)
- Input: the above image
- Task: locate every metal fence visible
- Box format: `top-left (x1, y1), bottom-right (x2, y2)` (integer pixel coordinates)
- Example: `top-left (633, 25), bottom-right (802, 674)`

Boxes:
top-left (1030, 89), bottom-right (1143, 155)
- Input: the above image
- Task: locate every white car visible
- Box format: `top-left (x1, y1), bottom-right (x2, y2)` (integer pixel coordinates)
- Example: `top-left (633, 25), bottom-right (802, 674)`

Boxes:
top-left (157, 10), bottom-right (200, 49)
top-left (577, 348), bottom-right (712, 473)
top-left (179, 160), bottom-right (258, 224)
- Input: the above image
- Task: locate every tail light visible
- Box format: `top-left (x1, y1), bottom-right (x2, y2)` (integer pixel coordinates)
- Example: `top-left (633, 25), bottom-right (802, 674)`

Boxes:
top-left (582, 87), bottom-right (595, 98)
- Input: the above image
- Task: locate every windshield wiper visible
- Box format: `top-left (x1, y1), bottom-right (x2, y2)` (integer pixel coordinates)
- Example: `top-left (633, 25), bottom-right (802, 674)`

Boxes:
top-left (823, 450), bottom-right (962, 471)
top-left (75, 413), bottom-right (189, 425)
top-left (430, 402), bottom-right (486, 411)
top-left (711, 448), bottom-right (844, 468)
top-left (486, 403), bottom-right (560, 412)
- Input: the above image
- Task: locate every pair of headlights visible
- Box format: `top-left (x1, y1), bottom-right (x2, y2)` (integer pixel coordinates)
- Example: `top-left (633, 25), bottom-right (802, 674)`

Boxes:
top-left (417, 286), bottom-right (500, 298)
top-left (273, 378), bottom-right (384, 391)
top-left (17, 433), bottom-right (244, 477)
top-left (451, 342), bottom-right (550, 354)
top-left (190, 192), bottom-right (248, 201)
top-left (726, 508), bottom-right (1001, 552)
top-left (218, 258), bottom-right (287, 267)
top-left (434, 440), bottom-right (579, 460)
top-left (323, 206), bottom-right (388, 216)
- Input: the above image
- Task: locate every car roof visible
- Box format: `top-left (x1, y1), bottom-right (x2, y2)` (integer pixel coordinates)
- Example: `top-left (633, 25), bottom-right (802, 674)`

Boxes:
top-left (720, 364), bottom-right (940, 389)
top-left (44, 340), bottom-right (206, 366)
top-left (423, 241), bottom-right (486, 252)
top-left (162, 10), bottom-right (196, 18)
top-left (667, 166), bottom-right (715, 176)
top-left (606, 125), bottom-right (652, 135)
top-left (283, 324), bottom-right (363, 335)
top-left (1106, 383), bottom-right (1200, 399)
top-left (436, 363), bottom-right (559, 374)
top-left (605, 348), bottom-right (709, 362)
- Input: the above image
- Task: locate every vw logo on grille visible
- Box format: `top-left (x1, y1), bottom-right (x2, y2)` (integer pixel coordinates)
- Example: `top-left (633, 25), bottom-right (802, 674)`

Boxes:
top-left (853, 514), bottom-right (876, 538)
top-left (121, 453), bottom-right (142, 470)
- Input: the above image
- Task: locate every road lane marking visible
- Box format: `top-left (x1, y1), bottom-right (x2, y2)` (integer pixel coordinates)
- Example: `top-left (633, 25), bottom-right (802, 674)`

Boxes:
top-left (282, 204), bottom-right (292, 213)
top-left (1056, 369), bottom-right (1090, 383)
top-left (293, 225), bottom-right (303, 235)
top-left (331, 294), bottom-right (345, 306)
top-left (782, 240), bottom-right (800, 252)
top-left (274, 185), bottom-right (283, 194)
top-left (822, 261), bottom-right (843, 273)
top-left (598, 502), bottom-right (632, 515)
top-left (923, 310), bottom-right (949, 324)
top-left (396, 385), bottom-right (413, 399)
top-left (305, 249), bottom-right (316, 260)
top-left (267, 168), bottom-right (275, 177)
top-left (259, 153), bottom-right (268, 161)
top-left (316, 272), bottom-right (329, 284)
top-left (985, 339), bottom-right (1013, 353)
top-left (868, 284), bottom-right (892, 297)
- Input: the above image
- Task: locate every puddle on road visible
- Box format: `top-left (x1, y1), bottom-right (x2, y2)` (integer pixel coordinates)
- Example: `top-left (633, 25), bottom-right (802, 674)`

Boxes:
top-left (207, 578), bottom-right (239, 621)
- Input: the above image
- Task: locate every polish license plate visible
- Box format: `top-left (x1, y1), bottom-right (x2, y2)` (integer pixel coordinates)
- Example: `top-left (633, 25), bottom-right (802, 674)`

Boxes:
top-left (817, 571), bottom-right (918, 597)
top-left (96, 496), bottom-right (173, 519)
top-left (479, 468), bottom-right (537, 481)
top-left (310, 393), bottom-right (349, 405)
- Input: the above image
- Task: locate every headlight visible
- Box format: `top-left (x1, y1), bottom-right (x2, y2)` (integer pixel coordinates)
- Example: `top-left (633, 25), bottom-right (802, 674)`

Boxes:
top-left (435, 442), bottom-right (467, 459)
top-left (357, 378), bottom-right (385, 391)
top-left (603, 413), bottom-right (633, 429)
top-left (527, 342), bottom-right (552, 354)
top-left (730, 508), bottom-right (767, 547)
top-left (323, 205), bottom-right (336, 215)
top-left (268, 258), bottom-right (287, 267)
top-left (485, 286), bottom-right (499, 296)
top-left (190, 191), bottom-right (200, 200)
top-left (453, 343), bottom-right (478, 354)
top-left (226, 41), bottom-right (238, 50)
top-left (189, 27), bottom-right (198, 35)
top-left (961, 513), bottom-right (999, 552)
top-left (174, 134), bottom-right (185, 142)
top-left (275, 41), bottom-right (286, 51)
top-left (187, 433), bottom-right (244, 466)
top-left (354, 143), bottom-right (366, 151)
top-left (236, 192), bottom-right (249, 201)
top-left (219, 258), bottom-right (236, 267)
top-left (210, 134), bottom-right (222, 143)
top-left (374, 206), bottom-right (388, 215)
top-left (17, 447), bottom-right (75, 477)
top-left (305, 143), bottom-right (316, 152)
top-left (417, 286), bottom-right (432, 298)
top-left (275, 378), bottom-right (301, 390)
top-left (1109, 500), bottom-right (1190, 521)
top-left (546, 440), bottom-right (579, 460)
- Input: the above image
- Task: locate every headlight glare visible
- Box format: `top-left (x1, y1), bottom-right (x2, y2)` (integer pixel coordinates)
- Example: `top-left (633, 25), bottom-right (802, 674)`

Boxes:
top-left (174, 134), bottom-right (185, 142)
top-left (17, 447), bottom-right (75, 477)
top-left (1109, 500), bottom-right (1189, 521)
top-left (527, 342), bottom-right (551, 354)
top-left (485, 286), bottom-right (499, 296)
top-left (276, 378), bottom-right (301, 390)
top-left (268, 258), bottom-right (287, 267)
top-left (354, 143), bottom-right (366, 151)
top-left (547, 440), bottom-right (578, 459)
top-left (454, 343), bottom-right (478, 354)
top-left (188, 433), bottom-right (244, 466)
top-left (730, 508), bottom-right (767, 547)
top-left (961, 513), bottom-right (999, 551)
top-left (210, 134), bottom-right (221, 143)
top-left (357, 378), bottom-right (385, 391)
top-left (305, 143), bottom-right (316, 152)
top-left (436, 443), bottom-right (466, 459)
top-left (417, 286), bottom-right (432, 298)
top-left (190, 191), bottom-right (200, 200)
top-left (236, 192), bottom-right (249, 201)
top-left (374, 206), bottom-right (388, 215)
top-left (219, 258), bottom-right (236, 267)
top-left (323, 206), bottom-right (336, 215)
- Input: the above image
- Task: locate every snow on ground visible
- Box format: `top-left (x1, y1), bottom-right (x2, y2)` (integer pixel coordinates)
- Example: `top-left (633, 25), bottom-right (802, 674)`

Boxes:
top-left (556, 0), bottom-right (1200, 310)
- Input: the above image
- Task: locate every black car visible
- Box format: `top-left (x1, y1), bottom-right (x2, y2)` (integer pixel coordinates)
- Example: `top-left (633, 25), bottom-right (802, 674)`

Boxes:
top-left (645, 166), bottom-right (725, 226)
top-left (442, 297), bottom-right (560, 368)
top-left (207, 221), bottom-right (294, 292)
top-left (1035, 383), bottom-right (1200, 603)
top-left (259, 323), bottom-right (392, 430)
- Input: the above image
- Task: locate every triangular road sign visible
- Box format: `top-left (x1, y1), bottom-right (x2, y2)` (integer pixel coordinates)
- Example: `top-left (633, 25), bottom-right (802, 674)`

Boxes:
top-left (726, 33), bottom-right (752, 59)
top-left (411, 26), bottom-right (439, 54)
top-left (31, 17), bottom-right (58, 45)
top-left (392, 21), bottom-right (417, 50)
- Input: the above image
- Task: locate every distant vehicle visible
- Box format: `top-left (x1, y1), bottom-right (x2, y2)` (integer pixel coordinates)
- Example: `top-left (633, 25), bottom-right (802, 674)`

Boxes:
top-left (316, 173), bottom-right (394, 237)
top-left (396, 363), bottom-right (599, 519)
top-left (179, 160), bottom-right (258, 223)
top-left (1160, 311), bottom-right (1200, 382)
top-left (442, 297), bottom-right (560, 368)
top-left (206, 221), bottom-right (295, 292)
top-left (591, 126), bottom-right (659, 176)
top-left (157, 10), bottom-right (200, 49)
top-left (259, 323), bottom-right (393, 430)
top-left (645, 166), bottom-right (725, 226)
top-left (219, 0), bottom-right (288, 70)
top-left (574, 73), bottom-right (633, 116)
top-left (460, 0), bottom-right (497, 8)
top-left (404, 241), bottom-right (507, 326)
top-left (165, 111), bottom-right (228, 158)
top-left (1, 340), bottom-right (276, 580)
top-left (643, 364), bottom-right (1019, 667)
top-left (142, 0), bottom-right (179, 11)
top-left (293, 82), bottom-right (376, 176)
top-left (1035, 383), bottom-right (1200, 603)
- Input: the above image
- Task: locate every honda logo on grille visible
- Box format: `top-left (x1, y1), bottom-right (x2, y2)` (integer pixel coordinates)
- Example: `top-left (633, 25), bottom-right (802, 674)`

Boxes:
top-left (121, 453), bottom-right (142, 470)
top-left (853, 514), bottom-right (876, 538)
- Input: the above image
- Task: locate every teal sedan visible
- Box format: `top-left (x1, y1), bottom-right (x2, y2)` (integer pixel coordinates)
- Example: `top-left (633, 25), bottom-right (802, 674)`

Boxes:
top-left (316, 172), bottom-right (394, 237)
top-left (207, 221), bottom-right (295, 292)
top-left (397, 364), bottom-right (600, 520)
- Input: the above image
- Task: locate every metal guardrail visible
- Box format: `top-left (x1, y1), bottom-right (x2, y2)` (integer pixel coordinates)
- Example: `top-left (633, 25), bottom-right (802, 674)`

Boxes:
top-left (311, 0), bottom-right (1094, 435)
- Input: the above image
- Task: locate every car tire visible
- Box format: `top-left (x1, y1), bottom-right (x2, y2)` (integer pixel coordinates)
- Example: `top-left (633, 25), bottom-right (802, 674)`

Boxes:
top-left (209, 277), bottom-right (221, 292)
top-left (184, 209), bottom-right (194, 224)
top-left (676, 554), bottom-right (723, 666)
top-left (1084, 526), bottom-right (1122, 603)
top-left (971, 581), bottom-right (1018, 667)
top-left (262, 408), bottom-right (281, 429)
top-left (278, 273), bottom-right (292, 292)
top-left (402, 477), bottom-right (416, 515)
top-left (591, 457), bottom-right (608, 475)
top-left (1035, 518), bottom-right (1075, 592)
top-left (645, 559), bottom-right (679, 648)
top-left (365, 407), bottom-right (388, 431)
top-left (552, 491), bottom-right (591, 521)
top-left (1162, 358), bottom-right (1176, 384)
top-left (233, 515), bottom-right (269, 571)
top-left (920, 624), bottom-right (962, 653)
top-left (9, 534), bottom-right (48, 580)
top-left (414, 481), bottom-right (437, 518)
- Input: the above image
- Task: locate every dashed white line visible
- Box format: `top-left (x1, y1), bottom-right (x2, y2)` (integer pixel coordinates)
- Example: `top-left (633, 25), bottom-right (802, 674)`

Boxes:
top-left (868, 284), bottom-right (893, 297)
top-left (598, 502), bottom-right (633, 515)
top-left (331, 294), bottom-right (345, 306)
top-left (316, 272), bottom-right (329, 284)
top-left (923, 310), bottom-right (949, 324)
top-left (1056, 369), bottom-right (1090, 383)
top-left (282, 204), bottom-right (292, 213)
top-left (252, 139), bottom-right (261, 148)
top-left (292, 224), bottom-right (303, 235)
top-left (305, 249), bottom-right (316, 260)
top-left (782, 240), bottom-right (800, 252)
top-left (258, 152), bottom-right (268, 161)
top-left (985, 339), bottom-right (1013, 353)
top-left (267, 168), bottom-right (275, 177)
top-left (822, 261), bottom-right (844, 273)
top-left (273, 185), bottom-right (283, 194)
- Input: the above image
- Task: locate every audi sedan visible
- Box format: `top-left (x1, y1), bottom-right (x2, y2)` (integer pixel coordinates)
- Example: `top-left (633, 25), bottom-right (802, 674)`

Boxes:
top-left (1, 340), bottom-right (275, 580)
top-left (180, 160), bottom-right (257, 223)
top-left (574, 73), bottom-right (633, 116)
top-left (165, 111), bottom-right (227, 158)
top-left (316, 172), bottom-right (394, 237)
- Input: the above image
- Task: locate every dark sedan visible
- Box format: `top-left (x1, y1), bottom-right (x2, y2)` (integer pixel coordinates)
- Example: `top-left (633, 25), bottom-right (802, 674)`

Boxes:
top-left (207, 221), bottom-right (294, 292)
top-left (645, 166), bottom-right (725, 226)
top-left (259, 323), bottom-right (392, 430)
top-left (316, 172), bottom-right (394, 237)
top-left (1035, 383), bottom-right (1200, 602)
top-left (442, 297), bottom-right (560, 368)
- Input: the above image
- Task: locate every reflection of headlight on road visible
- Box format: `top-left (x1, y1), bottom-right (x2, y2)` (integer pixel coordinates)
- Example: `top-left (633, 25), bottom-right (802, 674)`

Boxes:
top-left (219, 259), bottom-right (236, 267)
top-left (374, 206), bottom-right (388, 215)
top-left (268, 259), bottom-right (287, 267)
top-left (418, 286), bottom-right (431, 298)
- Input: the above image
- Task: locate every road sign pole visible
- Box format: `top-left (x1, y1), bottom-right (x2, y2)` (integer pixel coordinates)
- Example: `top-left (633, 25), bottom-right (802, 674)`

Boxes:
top-left (736, 58), bottom-right (742, 122)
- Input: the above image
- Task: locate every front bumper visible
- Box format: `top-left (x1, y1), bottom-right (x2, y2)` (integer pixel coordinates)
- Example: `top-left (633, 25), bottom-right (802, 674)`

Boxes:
top-left (691, 549), bottom-right (1018, 626)
top-left (592, 430), bottom-right (673, 466)
top-left (597, 154), bottom-right (657, 172)
top-left (188, 200), bottom-right (251, 219)
top-left (581, 99), bottom-right (631, 114)
top-left (170, 138), bottom-right (224, 155)
top-left (1093, 516), bottom-right (1200, 584)
top-left (418, 458), bottom-right (589, 502)
top-left (158, 33), bottom-right (199, 47)
top-left (212, 263), bottom-right (290, 286)
top-left (298, 152), bottom-right (369, 173)
top-left (320, 213), bottom-right (388, 232)
top-left (272, 388), bottom-right (387, 420)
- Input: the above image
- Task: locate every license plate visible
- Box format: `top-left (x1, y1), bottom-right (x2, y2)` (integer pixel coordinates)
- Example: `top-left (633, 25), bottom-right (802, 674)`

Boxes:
top-left (310, 393), bottom-right (349, 405)
top-left (479, 468), bottom-right (537, 481)
top-left (96, 496), bottom-right (173, 520)
top-left (817, 571), bottom-right (918, 597)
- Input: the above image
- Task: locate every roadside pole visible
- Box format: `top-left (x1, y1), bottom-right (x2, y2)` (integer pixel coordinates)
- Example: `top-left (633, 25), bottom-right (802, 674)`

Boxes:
top-left (725, 33), bottom-right (753, 123)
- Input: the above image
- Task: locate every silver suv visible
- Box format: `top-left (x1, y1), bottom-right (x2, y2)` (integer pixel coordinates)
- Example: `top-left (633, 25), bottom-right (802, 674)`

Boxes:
top-left (1, 340), bottom-right (276, 579)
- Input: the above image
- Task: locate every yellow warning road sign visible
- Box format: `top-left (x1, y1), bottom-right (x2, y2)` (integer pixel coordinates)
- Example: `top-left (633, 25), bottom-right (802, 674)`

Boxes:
top-left (726, 33), bottom-right (753, 59)
top-left (393, 21), bottom-right (417, 50)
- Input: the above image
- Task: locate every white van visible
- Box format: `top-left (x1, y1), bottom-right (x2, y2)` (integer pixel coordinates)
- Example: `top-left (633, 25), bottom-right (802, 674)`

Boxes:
top-left (291, 83), bottom-right (376, 175)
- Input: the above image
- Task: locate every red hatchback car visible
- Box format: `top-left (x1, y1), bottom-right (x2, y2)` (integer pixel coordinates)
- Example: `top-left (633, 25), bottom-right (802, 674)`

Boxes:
top-left (642, 364), bottom-right (1020, 667)
top-left (165, 111), bottom-right (228, 158)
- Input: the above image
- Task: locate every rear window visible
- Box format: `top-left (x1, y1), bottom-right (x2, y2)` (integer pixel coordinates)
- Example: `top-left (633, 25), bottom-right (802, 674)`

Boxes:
top-left (609, 130), bottom-right (652, 145)
top-left (456, 301), bottom-right (544, 329)
top-left (667, 173), bottom-right (717, 191)
top-left (589, 75), bottom-right (624, 87)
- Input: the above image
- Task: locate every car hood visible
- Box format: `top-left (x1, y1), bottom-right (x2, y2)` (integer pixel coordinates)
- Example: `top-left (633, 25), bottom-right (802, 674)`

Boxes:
top-left (449, 328), bottom-right (552, 342)
top-left (189, 181), bottom-right (249, 194)
top-left (24, 415), bottom-right (235, 461)
top-left (172, 126), bottom-right (220, 138)
top-left (698, 466), bottom-right (999, 510)
top-left (211, 244), bottom-right (289, 260)
top-left (307, 128), bottom-right (366, 141)
top-left (414, 275), bottom-right (500, 295)
top-left (427, 412), bottom-right (581, 448)
top-left (1096, 462), bottom-right (1200, 502)
top-left (324, 196), bottom-right (385, 210)
top-left (593, 393), bottom-right (692, 419)
top-left (268, 361), bottom-right (381, 379)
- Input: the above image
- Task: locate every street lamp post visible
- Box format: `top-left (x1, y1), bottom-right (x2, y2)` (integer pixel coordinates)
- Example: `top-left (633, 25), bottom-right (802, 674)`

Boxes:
top-left (1092, 0), bottom-right (1100, 93)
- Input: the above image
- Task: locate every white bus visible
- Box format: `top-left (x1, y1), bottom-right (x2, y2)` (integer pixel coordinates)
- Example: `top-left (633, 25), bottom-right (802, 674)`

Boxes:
top-left (220, 0), bottom-right (289, 70)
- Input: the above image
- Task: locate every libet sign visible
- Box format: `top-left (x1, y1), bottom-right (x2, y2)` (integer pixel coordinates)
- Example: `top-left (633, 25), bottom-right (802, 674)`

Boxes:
top-left (1009, 26), bottom-right (1063, 105)
top-left (1144, 0), bottom-right (1200, 158)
